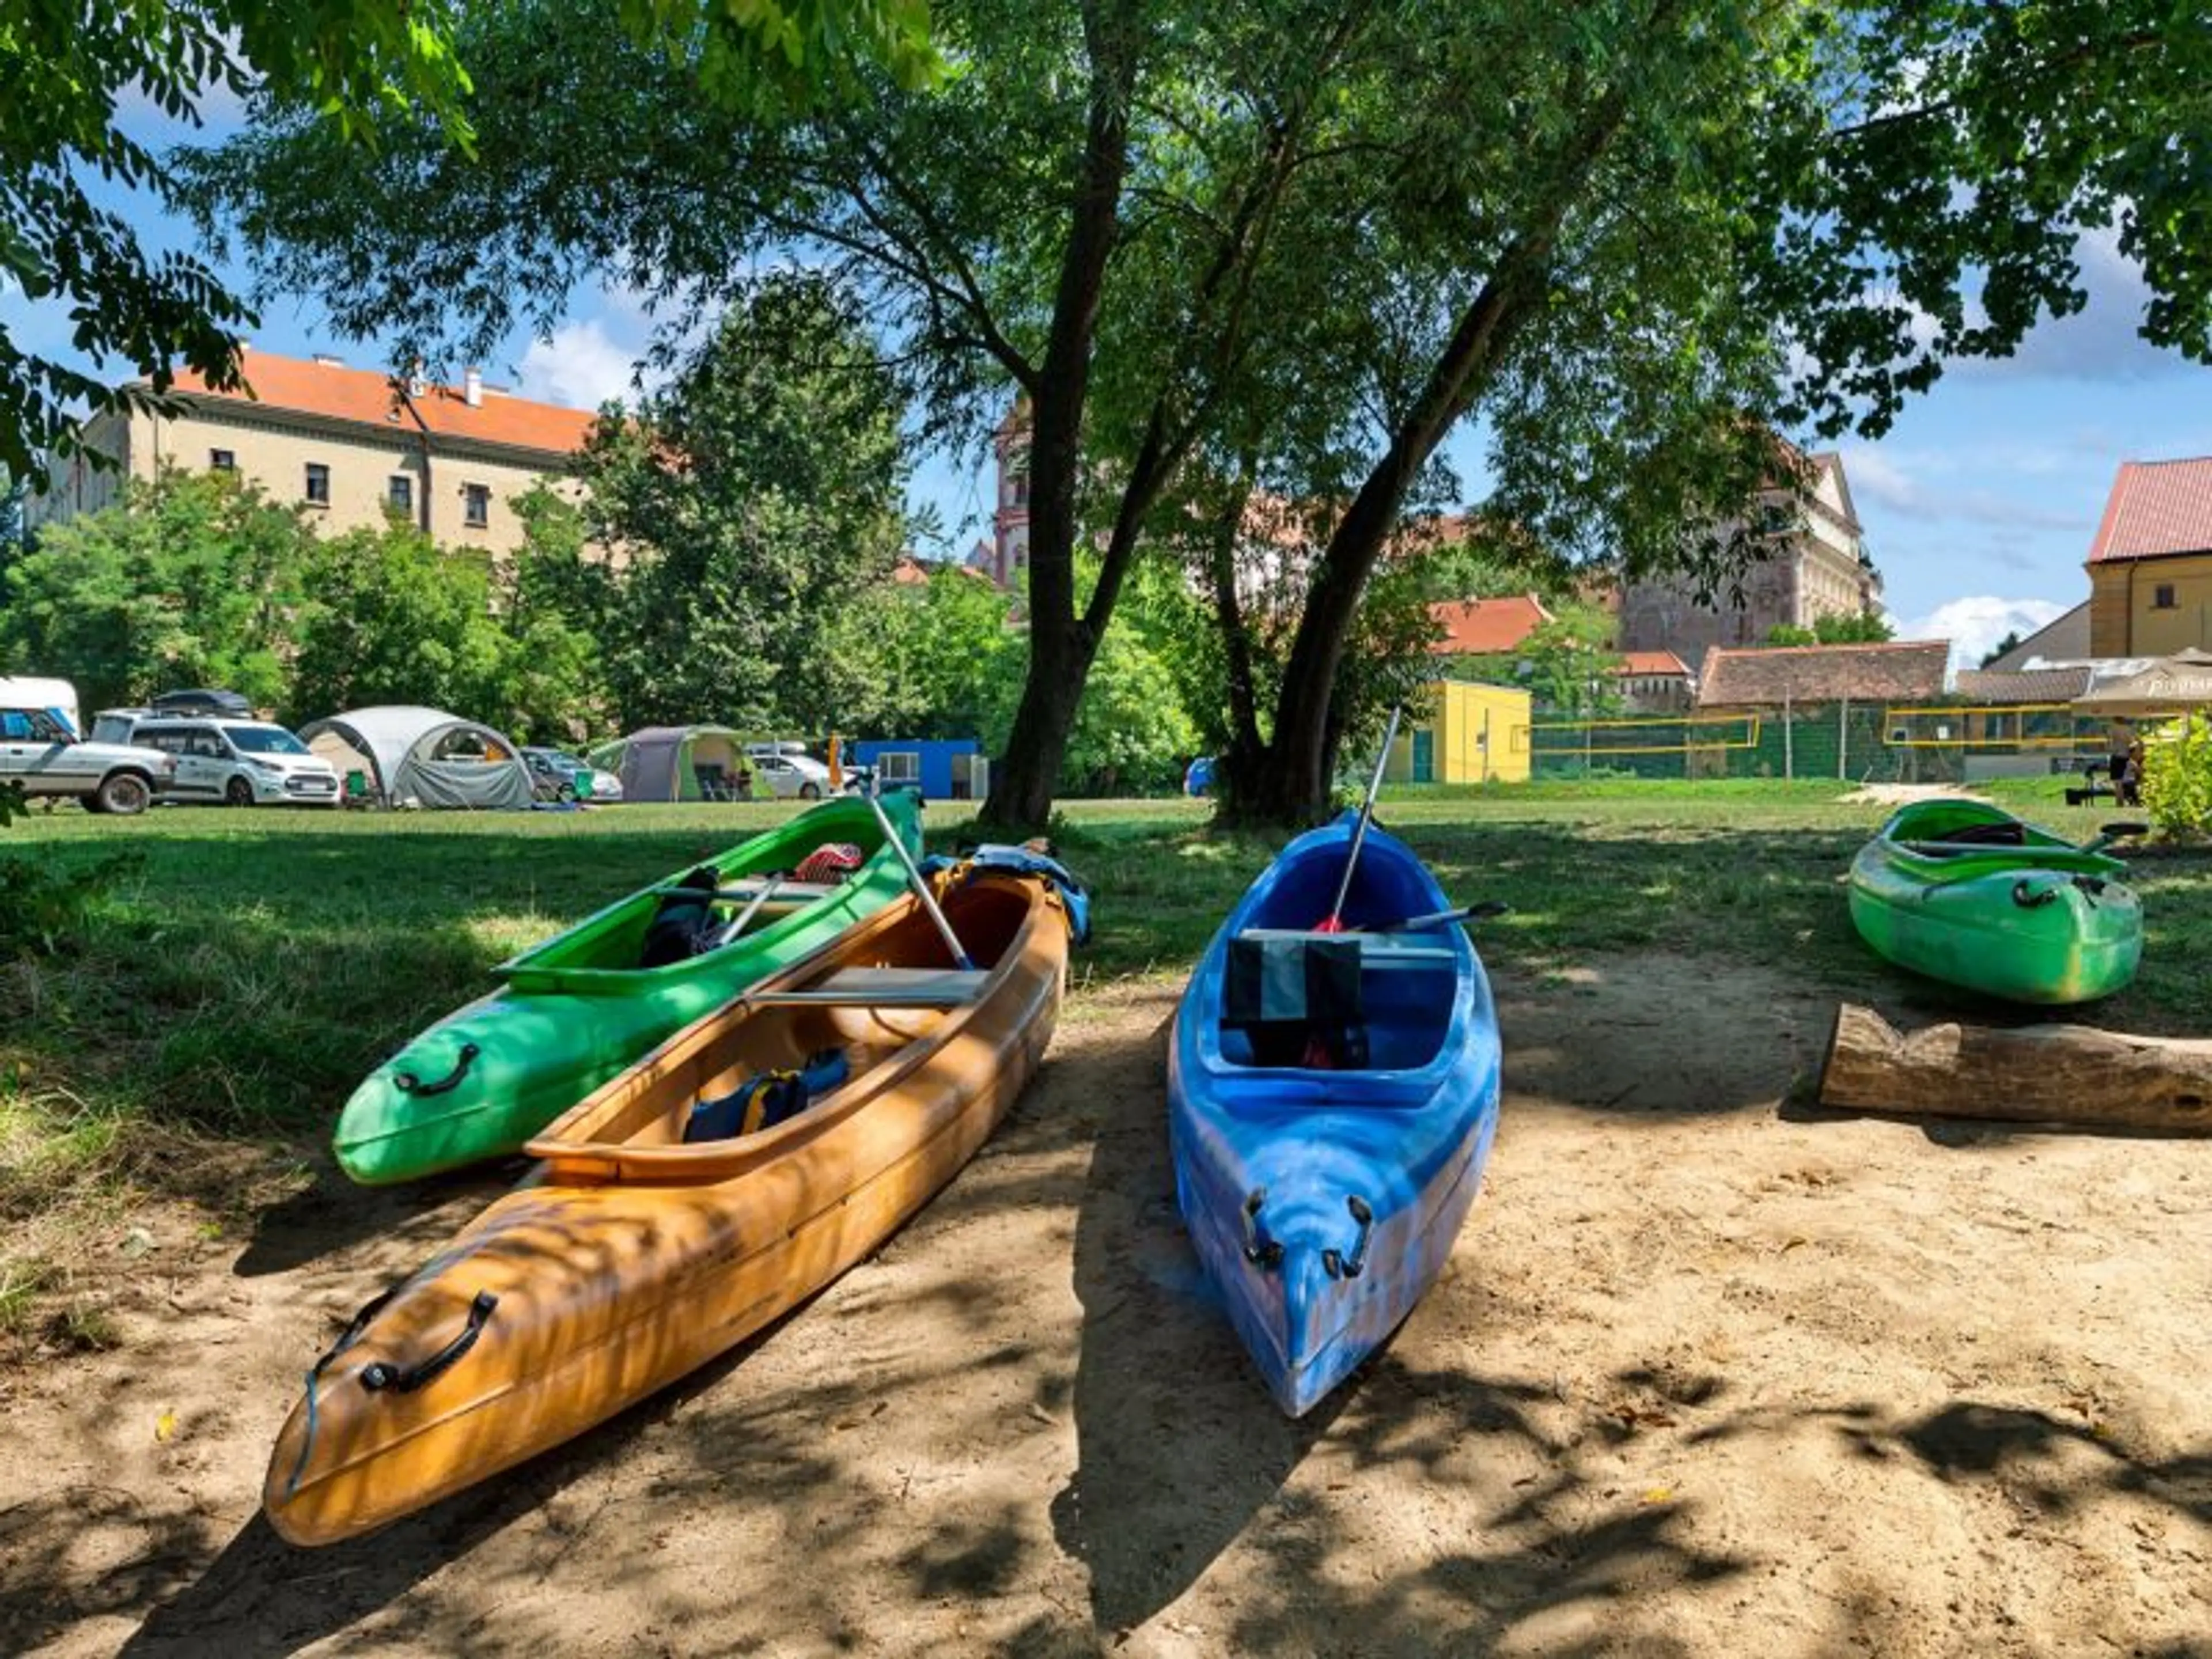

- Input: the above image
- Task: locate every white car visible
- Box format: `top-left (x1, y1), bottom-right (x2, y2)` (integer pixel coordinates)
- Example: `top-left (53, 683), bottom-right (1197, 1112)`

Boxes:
top-left (0, 700), bottom-right (176, 815)
top-left (94, 713), bottom-right (341, 807)
top-left (744, 745), bottom-right (834, 800)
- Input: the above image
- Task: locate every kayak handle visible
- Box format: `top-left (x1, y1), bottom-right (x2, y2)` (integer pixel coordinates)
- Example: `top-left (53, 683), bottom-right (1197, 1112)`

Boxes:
top-left (1322, 1194), bottom-right (1374, 1281)
top-left (395, 1041), bottom-right (480, 1098)
top-left (1241, 1188), bottom-right (1283, 1270)
top-left (285, 1283), bottom-right (400, 1499)
top-left (361, 1291), bottom-right (498, 1394)
top-left (2011, 880), bottom-right (2061, 910)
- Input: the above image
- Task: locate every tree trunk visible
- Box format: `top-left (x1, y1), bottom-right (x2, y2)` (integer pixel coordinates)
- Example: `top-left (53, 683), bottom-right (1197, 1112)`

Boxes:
top-left (1820, 1003), bottom-right (2212, 1133)
top-left (979, 4), bottom-right (1137, 832)
top-left (1236, 85), bottom-right (1636, 826)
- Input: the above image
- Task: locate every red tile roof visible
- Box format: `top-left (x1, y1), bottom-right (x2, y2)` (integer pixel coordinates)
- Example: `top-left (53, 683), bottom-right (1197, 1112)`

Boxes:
top-left (1612, 650), bottom-right (1692, 677)
top-left (1696, 640), bottom-right (1949, 708)
top-left (158, 346), bottom-right (599, 458)
top-left (2088, 458), bottom-right (2212, 564)
top-left (1429, 594), bottom-right (1553, 654)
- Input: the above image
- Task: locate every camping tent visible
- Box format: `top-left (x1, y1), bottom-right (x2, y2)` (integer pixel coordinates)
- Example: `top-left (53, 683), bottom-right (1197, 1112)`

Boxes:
top-left (299, 706), bottom-right (534, 810)
top-left (2073, 648), bottom-right (2212, 717)
top-left (589, 725), bottom-right (755, 802)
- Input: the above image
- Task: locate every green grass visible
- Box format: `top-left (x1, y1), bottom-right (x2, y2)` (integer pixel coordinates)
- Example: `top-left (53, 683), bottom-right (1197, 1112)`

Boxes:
top-left (5, 782), bottom-right (2211, 1339)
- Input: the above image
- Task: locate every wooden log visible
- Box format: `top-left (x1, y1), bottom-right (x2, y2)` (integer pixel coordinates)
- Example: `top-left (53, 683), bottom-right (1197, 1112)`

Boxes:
top-left (1820, 1002), bottom-right (2212, 1132)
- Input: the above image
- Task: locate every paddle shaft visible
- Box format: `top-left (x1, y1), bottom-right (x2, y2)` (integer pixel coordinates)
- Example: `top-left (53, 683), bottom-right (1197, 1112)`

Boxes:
top-left (865, 790), bottom-right (973, 970)
top-left (1325, 705), bottom-right (1403, 931)
top-left (1376, 900), bottom-right (1510, 933)
top-left (726, 873), bottom-right (783, 937)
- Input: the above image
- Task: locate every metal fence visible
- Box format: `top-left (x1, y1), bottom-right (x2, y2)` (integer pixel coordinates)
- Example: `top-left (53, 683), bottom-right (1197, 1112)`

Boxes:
top-left (1510, 702), bottom-right (2115, 783)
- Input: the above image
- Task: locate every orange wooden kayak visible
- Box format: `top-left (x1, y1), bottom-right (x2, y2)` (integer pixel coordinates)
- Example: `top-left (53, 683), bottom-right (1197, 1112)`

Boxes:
top-left (263, 866), bottom-right (1070, 1546)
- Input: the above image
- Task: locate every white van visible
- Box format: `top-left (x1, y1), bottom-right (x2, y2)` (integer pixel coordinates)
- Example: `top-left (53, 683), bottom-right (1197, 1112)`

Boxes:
top-left (92, 711), bottom-right (341, 808)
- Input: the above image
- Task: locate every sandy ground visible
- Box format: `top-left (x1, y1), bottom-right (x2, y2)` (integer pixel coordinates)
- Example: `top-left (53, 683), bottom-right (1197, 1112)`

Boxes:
top-left (4, 957), bottom-right (2211, 1657)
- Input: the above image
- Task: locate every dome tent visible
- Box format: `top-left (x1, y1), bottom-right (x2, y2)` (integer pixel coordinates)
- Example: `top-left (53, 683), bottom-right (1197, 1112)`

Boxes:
top-left (300, 706), bottom-right (533, 810)
top-left (589, 725), bottom-right (755, 802)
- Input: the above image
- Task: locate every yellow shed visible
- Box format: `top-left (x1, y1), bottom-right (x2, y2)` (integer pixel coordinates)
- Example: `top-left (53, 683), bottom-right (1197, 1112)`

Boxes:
top-left (1385, 680), bottom-right (1531, 785)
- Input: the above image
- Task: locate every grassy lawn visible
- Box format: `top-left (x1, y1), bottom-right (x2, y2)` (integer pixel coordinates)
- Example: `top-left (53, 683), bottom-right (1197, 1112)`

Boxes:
top-left (5, 779), bottom-right (2210, 1339)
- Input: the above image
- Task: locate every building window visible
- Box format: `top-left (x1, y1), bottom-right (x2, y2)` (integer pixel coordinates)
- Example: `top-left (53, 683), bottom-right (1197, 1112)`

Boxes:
top-left (209, 448), bottom-right (236, 471)
top-left (2153, 582), bottom-right (2178, 610)
top-left (877, 751), bottom-right (921, 784)
top-left (463, 483), bottom-right (490, 528)
top-left (388, 475), bottom-right (414, 516)
top-left (304, 463), bottom-right (331, 506)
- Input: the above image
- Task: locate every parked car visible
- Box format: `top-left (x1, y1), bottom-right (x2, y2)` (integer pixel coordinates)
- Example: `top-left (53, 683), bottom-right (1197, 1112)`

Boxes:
top-left (521, 745), bottom-right (624, 803)
top-left (93, 711), bottom-right (339, 807)
top-left (150, 687), bottom-right (256, 718)
top-left (744, 747), bottom-right (834, 800)
top-left (0, 685), bottom-right (176, 815)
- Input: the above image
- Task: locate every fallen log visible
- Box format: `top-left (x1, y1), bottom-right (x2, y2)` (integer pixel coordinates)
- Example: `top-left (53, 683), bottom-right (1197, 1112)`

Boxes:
top-left (1821, 1002), bottom-right (2212, 1133)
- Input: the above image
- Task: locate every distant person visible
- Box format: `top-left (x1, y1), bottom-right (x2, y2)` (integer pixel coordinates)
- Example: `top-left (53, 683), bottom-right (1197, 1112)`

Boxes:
top-left (2119, 737), bottom-right (2146, 808)
top-left (641, 865), bottom-right (722, 967)
top-left (2106, 719), bottom-right (2135, 796)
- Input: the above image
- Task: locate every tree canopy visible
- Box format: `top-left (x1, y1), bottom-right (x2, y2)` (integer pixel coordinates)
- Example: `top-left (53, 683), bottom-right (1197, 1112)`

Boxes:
top-left (2, 0), bottom-right (941, 488)
top-left (177, 0), bottom-right (2212, 825)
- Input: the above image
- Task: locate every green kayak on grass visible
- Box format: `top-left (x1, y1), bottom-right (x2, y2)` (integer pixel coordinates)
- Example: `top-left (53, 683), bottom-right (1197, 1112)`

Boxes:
top-left (333, 790), bottom-right (922, 1184)
top-left (1847, 798), bottom-right (2142, 1006)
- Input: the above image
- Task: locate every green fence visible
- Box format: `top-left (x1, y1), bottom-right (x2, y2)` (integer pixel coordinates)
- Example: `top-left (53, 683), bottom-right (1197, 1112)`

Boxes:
top-left (1515, 703), bottom-right (2112, 784)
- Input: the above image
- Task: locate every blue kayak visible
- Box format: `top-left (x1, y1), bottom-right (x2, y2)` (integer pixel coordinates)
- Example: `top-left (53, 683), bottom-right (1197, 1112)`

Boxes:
top-left (1169, 813), bottom-right (1502, 1416)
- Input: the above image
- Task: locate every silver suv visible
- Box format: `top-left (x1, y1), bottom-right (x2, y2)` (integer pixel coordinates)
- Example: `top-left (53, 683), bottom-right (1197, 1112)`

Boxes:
top-left (92, 712), bottom-right (340, 808)
top-left (0, 703), bottom-right (176, 815)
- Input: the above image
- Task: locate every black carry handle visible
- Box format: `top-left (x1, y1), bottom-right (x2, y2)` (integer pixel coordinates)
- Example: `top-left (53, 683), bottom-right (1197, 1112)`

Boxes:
top-left (395, 1041), bottom-right (481, 1097)
top-left (361, 1291), bottom-right (498, 1393)
top-left (1321, 1194), bottom-right (1375, 1280)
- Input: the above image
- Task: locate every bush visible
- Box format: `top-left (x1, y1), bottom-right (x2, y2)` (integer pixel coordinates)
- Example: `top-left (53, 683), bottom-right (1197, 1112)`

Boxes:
top-left (2141, 714), bottom-right (2212, 838)
top-left (0, 851), bottom-right (141, 956)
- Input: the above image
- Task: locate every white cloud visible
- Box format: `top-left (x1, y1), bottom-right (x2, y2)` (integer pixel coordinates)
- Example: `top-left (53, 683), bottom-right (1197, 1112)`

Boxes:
top-left (1836, 442), bottom-right (2096, 533)
top-left (514, 320), bottom-right (644, 410)
top-left (1897, 596), bottom-right (2066, 670)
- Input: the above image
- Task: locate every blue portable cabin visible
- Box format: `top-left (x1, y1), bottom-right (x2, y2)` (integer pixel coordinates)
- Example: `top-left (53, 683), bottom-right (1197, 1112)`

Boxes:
top-left (848, 737), bottom-right (986, 802)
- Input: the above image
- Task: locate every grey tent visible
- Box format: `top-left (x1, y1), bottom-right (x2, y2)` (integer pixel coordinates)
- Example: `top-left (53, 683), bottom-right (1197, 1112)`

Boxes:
top-left (589, 725), bottom-right (754, 801)
top-left (300, 706), bottom-right (534, 810)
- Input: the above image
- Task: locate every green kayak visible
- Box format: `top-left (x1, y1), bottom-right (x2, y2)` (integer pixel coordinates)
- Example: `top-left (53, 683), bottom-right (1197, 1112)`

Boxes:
top-left (334, 791), bottom-right (922, 1184)
top-left (1847, 798), bottom-right (2142, 1006)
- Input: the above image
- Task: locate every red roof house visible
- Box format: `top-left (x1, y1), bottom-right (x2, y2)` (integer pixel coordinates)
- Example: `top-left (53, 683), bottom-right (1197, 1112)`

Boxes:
top-left (1429, 594), bottom-right (1554, 655)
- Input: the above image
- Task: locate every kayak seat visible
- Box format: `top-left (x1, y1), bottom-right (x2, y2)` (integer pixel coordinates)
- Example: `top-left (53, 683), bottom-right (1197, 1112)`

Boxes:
top-left (1224, 934), bottom-right (1367, 1069)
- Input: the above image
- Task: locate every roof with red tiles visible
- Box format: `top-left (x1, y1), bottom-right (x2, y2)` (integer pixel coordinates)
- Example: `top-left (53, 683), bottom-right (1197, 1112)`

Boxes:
top-left (156, 346), bottom-right (599, 457)
top-left (2087, 458), bottom-right (2212, 564)
top-left (1696, 639), bottom-right (1949, 708)
top-left (1612, 650), bottom-right (1693, 677)
top-left (1429, 594), bottom-right (1554, 655)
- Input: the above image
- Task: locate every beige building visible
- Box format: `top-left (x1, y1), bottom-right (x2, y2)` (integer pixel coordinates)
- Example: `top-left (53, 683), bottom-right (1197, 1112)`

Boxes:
top-left (28, 346), bottom-right (596, 559)
top-left (1617, 448), bottom-right (1883, 658)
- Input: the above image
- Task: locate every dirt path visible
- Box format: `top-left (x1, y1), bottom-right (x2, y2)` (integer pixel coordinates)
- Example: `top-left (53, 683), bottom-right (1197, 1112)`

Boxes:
top-left (5, 960), bottom-right (2211, 1656)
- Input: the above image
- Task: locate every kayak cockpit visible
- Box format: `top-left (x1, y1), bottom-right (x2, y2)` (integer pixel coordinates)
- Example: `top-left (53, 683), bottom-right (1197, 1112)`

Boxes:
top-left (527, 878), bottom-right (1037, 1175)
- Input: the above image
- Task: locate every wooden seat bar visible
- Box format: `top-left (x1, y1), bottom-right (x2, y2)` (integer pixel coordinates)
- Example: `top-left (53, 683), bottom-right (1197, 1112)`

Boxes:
top-left (749, 967), bottom-right (991, 1007)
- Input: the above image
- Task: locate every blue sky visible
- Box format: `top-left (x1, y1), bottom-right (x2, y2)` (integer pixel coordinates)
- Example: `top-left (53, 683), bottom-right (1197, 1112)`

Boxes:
top-left (9, 97), bottom-right (2209, 669)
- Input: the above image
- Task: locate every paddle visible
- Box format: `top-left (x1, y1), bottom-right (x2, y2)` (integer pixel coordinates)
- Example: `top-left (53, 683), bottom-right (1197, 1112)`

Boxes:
top-left (2082, 821), bottom-right (2149, 855)
top-left (1319, 704), bottom-right (1403, 934)
top-left (716, 873), bottom-right (784, 945)
top-left (865, 789), bottom-right (974, 971)
top-left (1373, 900), bottom-right (1510, 934)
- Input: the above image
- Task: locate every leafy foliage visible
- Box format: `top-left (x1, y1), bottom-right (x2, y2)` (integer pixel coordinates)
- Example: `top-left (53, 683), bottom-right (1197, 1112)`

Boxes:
top-left (1764, 611), bottom-right (1896, 647)
top-left (559, 274), bottom-right (912, 734)
top-left (0, 0), bottom-right (476, 485)
top-left (0, 850), bottom-right (141, 957)
top-left (0, 467), bottom-right (315, 714)
top-left (1980, 631), bottom-right (2023, 668)
top-left (2142, 715), bottom-right (2212, 841)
